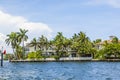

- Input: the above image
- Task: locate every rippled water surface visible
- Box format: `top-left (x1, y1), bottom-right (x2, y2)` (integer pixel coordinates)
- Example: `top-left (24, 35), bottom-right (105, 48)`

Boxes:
top-left (0, 61), bottom-right (120, 80)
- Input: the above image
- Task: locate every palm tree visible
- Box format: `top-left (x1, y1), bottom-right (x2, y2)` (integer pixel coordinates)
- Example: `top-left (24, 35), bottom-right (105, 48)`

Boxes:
top-left (71, 31), bottom-right (92, 57)
top-left (54, 32), bottom-right (64, 47)
top-left (72, 33), bottom-right (78, 41)
top-left (29, 38), bottom-right (38, 51)
top-left (79, 32), bottom-right (92, 55)
top-left (53, 32), bottom-right (67, 57)
top-left (5, 32), bottom-right (18, 58)
top-left (38, 35), bottom-right (48, 56)
top-left (112, 37), bottom-right (119, 44)
top-left (93, 39), bottom-right (102, 44)
top-left (5, 32), bottom-right (18, 53)
top-left (93, 39), bottom-right (102, 49)
top-left (15, 45), bottom-right (23, 59)
top-left (17, 28), bottom-right (28, 59)
top-left (63, 38), bottom-right (72, 56)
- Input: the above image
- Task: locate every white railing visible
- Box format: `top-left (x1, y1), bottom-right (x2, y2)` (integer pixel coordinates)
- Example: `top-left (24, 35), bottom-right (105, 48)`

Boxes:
top-left (59, 57), bottom-right (92, 61)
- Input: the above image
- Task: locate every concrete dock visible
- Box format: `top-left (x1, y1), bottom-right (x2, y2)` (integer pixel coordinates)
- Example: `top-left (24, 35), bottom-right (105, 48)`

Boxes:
top-left (10, 57), bottom-right (93, 62)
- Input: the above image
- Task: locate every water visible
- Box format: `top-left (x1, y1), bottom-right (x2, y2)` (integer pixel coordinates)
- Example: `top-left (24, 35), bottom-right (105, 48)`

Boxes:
top-left (0, 61), bottom-right (120, 80)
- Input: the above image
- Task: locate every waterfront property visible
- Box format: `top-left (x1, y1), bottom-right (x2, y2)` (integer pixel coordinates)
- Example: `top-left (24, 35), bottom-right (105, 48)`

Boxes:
top-left (5, 29), bottom-right (120, 60)
top-left (25, 42), bottom-right (92, 58)
top-left (95, 36), bottom-right (120, 50)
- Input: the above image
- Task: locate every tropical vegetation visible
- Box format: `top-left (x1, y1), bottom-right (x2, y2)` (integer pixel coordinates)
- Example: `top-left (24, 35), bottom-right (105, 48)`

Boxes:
top-left (5, 28), bottom-right (120, 60)
top-left (5, 28), bottom-right (28, 60)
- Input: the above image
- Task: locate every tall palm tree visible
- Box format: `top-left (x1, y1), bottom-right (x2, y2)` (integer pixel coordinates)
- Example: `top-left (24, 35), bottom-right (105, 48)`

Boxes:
top-left (5, 32), bottom-right (18, 53)
top-left (71, 31), bottom-right (92, 56)
top-left (78, 32), bottom-right (92, 54)
top-left (54, 32), bottom-right (64, 47)
top-left (63, 38), bottom-right (72, 56)
top-left (38, 35), bottom-right (48, 55)
top-left (53, 32), bottom-right (67, 57)
top-left (5, 32), bottom-right (19, 59)
top-left (17, 28), bottom-right (28, 59)
top-left (15, 45), bottom-right (23, 59)
top-left (30, 38), bottom-right (38, 51)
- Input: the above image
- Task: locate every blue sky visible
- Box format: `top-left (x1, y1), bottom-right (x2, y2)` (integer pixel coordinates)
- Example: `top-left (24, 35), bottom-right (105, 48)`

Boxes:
top-left (0, 0), bottom-right (120, 52)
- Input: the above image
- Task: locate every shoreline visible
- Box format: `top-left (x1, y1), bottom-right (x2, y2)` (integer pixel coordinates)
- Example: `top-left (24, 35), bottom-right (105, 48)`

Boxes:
top-left (9, 57), bottom-right (92, 62)
top-left (92, 59), bottom-right (120, 62)
top-left (9, 58), bottom-right (120, 62)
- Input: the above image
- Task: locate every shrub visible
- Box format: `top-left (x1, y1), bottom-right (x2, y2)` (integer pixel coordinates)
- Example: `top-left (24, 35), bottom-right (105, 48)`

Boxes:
top-left (27, 50), bottom-right (43, 59)
top-left (54, 55), bottom-right (60, 60)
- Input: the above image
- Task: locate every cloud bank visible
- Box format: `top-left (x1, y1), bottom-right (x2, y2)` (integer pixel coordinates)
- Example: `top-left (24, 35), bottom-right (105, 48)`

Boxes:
top-left (0, 10), bottom-right (53, 52)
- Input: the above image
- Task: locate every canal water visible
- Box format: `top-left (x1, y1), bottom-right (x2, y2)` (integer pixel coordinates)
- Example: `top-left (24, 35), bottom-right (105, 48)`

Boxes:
top-left (0, 61), bottom-right (120, 80)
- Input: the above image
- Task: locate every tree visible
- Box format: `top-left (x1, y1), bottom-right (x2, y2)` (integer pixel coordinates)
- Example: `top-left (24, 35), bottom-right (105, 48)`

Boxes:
top-left (17, 28), bottom-right (28, 59)
top-left (38, 35), bottom-right (48, 50)
top-left (71, 31), bottom-right (93, 57)
top-left (93, 39), bottom-right (102, 50)
top-left (5, 29), bottom-right (28, 60)
top-left (38, 35), bottom-right (48, 56)
top-left (72, 33), bottom-right (78, 41)
top-left (27, 50), bottom-right (42, 59)
top-left (5, 32), bottom-right (18, 53)
top-left (53, 32), bottom-right (68, 57)
top-left (63, 38), bottom-right (72, 52)
top-left (93, 39), bottom-right (102, 44)
top-left (29, 38), bottom-right (38, 51)
top-left (15, 46), bottom-right (23, 59)
top-left (112, 37), bottom-right (119, 44)
top-left (5, 32), bottom-right (19, 58)
top-left (104, 44), bottom-right (120, 58)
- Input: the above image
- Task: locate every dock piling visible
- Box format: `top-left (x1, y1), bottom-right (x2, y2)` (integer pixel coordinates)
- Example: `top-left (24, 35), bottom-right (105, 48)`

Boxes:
top-left (1, 52), bottom-right (3, 67)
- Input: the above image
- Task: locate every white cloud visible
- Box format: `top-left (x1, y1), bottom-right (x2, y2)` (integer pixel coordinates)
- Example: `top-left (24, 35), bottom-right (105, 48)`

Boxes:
top-left (84, 0), bottom-right (120, 8)
top-left (19, 22), bottom-right (52, 39)
top-left (0, 33), bottom-right (7, 43)
top-left (0, 10), bottom-right (53, 53)
top-left (0, 33), bottom-right (11, 53)
top-left (0, 10), bottom-right (52, 37)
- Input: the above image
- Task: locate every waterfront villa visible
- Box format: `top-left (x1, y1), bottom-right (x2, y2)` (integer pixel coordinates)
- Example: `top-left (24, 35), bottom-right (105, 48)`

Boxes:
top-left (25, 43), bottom-right (78, 57)
top-left (95, 36), bottom-right (120, 50)
top-left (24, 43), bottom-right (93, 61)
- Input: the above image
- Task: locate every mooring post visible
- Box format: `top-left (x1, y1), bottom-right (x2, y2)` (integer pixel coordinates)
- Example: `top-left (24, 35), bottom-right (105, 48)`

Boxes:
top-left (0, 46), bottom-right (4, 67)
top-left (1, 51), bottom-right (3, 67)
